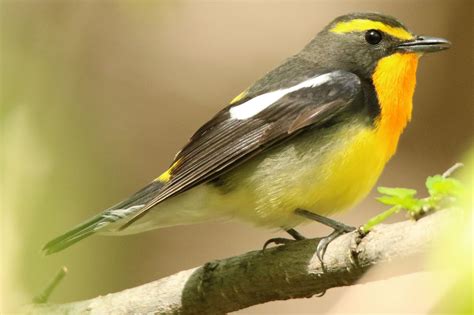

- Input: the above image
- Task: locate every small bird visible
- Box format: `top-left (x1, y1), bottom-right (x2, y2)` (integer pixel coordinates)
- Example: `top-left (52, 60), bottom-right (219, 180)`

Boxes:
top-left (43, 12), bottom-right (450, 256)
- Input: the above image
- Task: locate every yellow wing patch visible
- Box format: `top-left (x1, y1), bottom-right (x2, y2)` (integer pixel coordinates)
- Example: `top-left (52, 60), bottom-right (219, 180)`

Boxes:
top-left (155, 88), bottom-right (247, 184)
top-left (330, 19), bottom-right (413, 40)
top-left (230, 90), bottom-right (248, 105)
top-left (155, 159), bottom-right (181, 183)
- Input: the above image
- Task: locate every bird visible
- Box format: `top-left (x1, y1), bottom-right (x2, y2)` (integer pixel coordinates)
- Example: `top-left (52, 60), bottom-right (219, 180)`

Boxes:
top-left (43, 12), bottom-right (451, 257)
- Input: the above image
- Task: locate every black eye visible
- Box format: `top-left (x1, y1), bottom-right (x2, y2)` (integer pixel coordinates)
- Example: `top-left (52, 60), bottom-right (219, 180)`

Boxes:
top-left (365, 29), bottom-right (383, 45)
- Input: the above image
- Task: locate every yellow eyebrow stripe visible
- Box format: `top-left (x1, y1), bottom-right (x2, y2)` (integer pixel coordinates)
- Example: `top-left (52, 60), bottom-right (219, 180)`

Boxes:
top-left (330, 19), bottom-right (413, 40)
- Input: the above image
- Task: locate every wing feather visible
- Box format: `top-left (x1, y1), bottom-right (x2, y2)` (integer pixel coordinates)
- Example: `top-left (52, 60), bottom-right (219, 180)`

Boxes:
top-left (120, 70), bottom-right (362, 229)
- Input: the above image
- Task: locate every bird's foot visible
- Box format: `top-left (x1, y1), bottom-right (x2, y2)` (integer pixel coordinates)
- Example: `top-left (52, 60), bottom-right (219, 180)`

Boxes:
top-left (262, 228), bottom-right (306, 250)
top-left (315, 229), bottom-right (350, 264)
top-left (295, 208), bottom-right (356, 264)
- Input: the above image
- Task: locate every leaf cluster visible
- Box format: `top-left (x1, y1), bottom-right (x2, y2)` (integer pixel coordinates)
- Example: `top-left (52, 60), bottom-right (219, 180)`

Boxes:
top-left (360, 172), bottom-right (463, 233)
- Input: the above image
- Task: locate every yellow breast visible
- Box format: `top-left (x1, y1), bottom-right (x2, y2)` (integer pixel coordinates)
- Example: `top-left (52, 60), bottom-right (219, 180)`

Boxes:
top-left (214, 121), bottom-right (387, 229)
top-left (301, 126), bottom-right (386, 216)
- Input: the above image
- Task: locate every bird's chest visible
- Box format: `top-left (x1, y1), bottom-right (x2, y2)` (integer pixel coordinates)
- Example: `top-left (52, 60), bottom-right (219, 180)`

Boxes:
top-left (219, 119), bottom-right (387, 227)
top-left (297, 124), bottom-right (387, 215)
top-left (225, 120), bottom-right (390, 228)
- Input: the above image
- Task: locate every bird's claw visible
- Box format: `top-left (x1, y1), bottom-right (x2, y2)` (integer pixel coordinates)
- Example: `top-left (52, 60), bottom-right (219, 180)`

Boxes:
top-left (262, 237), bottom-right (297, 250)
top-left (316, 230), bottom-right (339, 262)
top-left (315, 289), bottom-right (327, 297)
top-left (316, 226), bottom-right (356, 265)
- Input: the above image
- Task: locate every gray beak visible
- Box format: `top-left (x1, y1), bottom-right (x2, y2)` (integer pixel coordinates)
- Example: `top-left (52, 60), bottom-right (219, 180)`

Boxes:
top-left (396, 36), bottom-right (451, 53)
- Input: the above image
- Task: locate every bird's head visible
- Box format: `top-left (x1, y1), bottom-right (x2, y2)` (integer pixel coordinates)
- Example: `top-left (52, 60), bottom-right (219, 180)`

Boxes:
top-left (300, 12), bottom-right (451, 79)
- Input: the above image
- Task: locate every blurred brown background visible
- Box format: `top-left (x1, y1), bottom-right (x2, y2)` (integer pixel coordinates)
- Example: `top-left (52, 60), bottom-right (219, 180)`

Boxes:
top-left (1, 0), bottom-right (472, 313)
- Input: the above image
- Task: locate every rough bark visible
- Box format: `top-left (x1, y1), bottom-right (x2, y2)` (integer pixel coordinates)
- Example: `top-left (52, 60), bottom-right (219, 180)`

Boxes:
top-left (25, 209), bottom-right (455, 315)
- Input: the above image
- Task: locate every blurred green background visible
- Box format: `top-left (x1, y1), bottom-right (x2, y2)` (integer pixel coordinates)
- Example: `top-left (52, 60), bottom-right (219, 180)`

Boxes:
top-left (1, 0), bottom-right (472, 313)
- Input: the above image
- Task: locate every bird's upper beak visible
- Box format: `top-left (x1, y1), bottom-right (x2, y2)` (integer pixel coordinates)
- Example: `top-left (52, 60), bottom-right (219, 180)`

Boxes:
top-left (396, 36), bottom-right (451, 53)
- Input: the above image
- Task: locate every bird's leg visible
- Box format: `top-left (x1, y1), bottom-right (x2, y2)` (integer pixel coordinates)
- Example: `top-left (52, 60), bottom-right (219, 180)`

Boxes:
top-left (295, 208), bottom-right (356, 262)
top-left (286, 228), bottom-right (306, 241)
top-left (262, 228), bottom-right (306, 250)
top-left (295, 209), bottom-right (356, 232)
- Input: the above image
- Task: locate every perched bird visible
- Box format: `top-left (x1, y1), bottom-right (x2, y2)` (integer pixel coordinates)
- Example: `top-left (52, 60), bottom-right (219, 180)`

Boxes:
top-left (43, 12), bottom-right (450, 256)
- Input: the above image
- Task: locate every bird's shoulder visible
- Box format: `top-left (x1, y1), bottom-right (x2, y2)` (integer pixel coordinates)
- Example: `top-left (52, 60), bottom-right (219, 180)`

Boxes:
top-left (188, 57), bottom-right (362, 142)
top-left (241, 55), bottom-right (332, 100)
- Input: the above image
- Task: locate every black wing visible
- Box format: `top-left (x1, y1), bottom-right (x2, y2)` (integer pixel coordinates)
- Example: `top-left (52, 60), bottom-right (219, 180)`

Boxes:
top-left (121, 70), bottom-right (362, 229)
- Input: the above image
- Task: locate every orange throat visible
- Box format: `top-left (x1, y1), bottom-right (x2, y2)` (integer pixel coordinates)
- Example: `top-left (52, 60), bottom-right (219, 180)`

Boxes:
top-left (372, 53), bottom-right (419, 158)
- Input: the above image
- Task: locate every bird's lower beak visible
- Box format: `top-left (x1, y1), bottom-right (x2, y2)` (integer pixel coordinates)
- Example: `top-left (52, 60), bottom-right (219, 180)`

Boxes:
top-left (396, 36), bottom-right (451, 53)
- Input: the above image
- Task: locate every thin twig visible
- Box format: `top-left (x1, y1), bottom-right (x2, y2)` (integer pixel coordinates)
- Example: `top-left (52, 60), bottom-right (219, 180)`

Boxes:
top-left (442, 162), bottom-right (464, 178)
top-left (32, 266), bottom-right (68, 304)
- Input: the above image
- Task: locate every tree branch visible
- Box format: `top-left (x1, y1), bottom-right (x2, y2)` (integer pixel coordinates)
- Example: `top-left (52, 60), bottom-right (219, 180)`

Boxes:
top-left (25, 209), bottom-right (456, 314)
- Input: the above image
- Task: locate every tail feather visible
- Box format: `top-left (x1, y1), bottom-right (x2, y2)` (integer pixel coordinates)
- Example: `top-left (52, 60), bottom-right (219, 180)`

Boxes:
top-left (42, 214), bottom-right (107, 255)
top-left (42, 180), bottom-right (164, 255)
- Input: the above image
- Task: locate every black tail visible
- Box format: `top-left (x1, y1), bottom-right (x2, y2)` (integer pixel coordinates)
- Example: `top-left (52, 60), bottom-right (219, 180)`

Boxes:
top-left (42, 214), bottom-right (111, 255)
top-left (42, 180), bottom-right (164, 255)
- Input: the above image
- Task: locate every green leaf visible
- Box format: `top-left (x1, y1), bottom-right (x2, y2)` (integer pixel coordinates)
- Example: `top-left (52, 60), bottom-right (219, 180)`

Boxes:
top-left (376, 187), bottom-right (422, 213)
top-left (426, 175), bottom-right (464, 199)
top-left (377, 187), bottom-right (417, 198)
top-left (366, 166), bottom-right (466, 234)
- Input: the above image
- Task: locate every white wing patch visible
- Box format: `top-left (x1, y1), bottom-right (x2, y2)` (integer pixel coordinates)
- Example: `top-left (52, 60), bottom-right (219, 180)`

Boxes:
top-left (229, 73), bottom-right (334, 120)
top-left (94, 204), bottom-right (144, 231)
